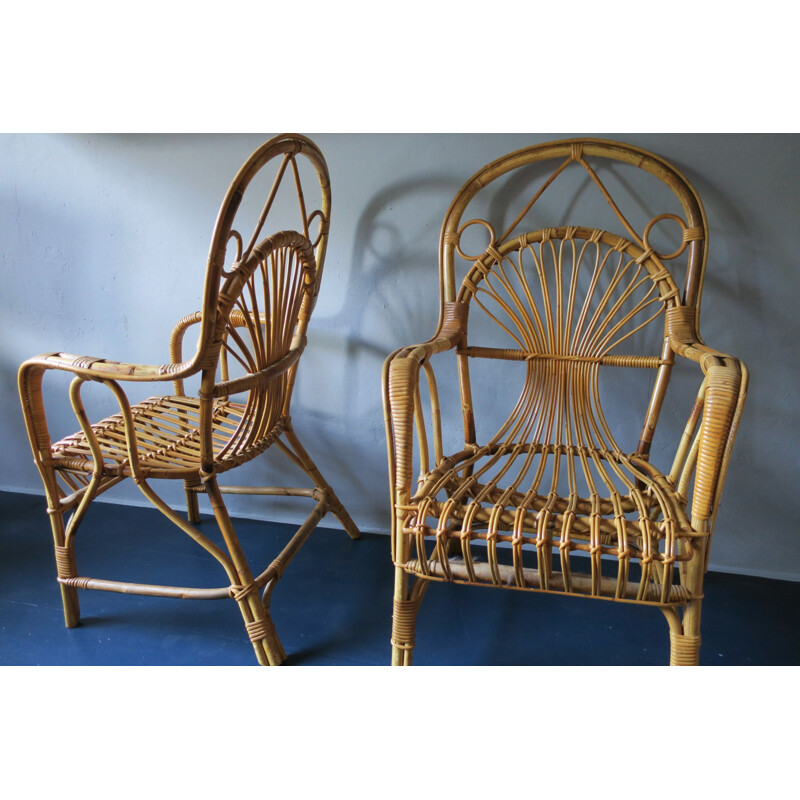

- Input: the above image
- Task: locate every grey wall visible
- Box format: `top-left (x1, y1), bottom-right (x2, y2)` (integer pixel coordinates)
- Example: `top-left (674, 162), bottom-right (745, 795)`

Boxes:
top-left (1, 133), bottom-right (798, 580)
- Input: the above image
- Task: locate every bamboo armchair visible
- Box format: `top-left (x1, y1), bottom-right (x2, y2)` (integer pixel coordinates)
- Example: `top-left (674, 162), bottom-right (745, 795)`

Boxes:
top-left (18, 134), bottom-right (360, 666)
top-left (383, 138), bottom-right (747, 666)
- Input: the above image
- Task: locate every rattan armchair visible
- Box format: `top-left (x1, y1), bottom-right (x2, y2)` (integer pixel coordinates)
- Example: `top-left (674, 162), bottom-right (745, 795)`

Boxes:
top-left (383, 138), bottom-right (747, 666)
top-left (18, 134), bottom-right (360, 666)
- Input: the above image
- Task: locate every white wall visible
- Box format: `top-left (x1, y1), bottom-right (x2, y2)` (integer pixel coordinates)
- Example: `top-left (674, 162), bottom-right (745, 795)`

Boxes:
top-left (1, 133), bottom-right (798, 580)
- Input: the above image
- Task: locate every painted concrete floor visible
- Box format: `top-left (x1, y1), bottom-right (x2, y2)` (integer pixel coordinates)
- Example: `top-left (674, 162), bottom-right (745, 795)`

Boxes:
top-left (1, 490), bottom-right (798, 666)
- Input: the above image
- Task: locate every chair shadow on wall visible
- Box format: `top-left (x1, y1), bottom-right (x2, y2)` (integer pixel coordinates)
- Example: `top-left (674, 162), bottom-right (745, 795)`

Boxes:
top-left (269, 175), bottom-right (467, 519)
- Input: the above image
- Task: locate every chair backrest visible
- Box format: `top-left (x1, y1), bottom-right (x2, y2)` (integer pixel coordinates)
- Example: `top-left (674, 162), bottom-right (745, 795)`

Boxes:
top-left (435, 138), bottom-right (708, 457)
top-left (190, 134), bottom-right (331, 470)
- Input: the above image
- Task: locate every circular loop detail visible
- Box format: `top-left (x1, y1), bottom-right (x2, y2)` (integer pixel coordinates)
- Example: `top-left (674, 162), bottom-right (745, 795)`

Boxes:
top-left (454, 219), bottom-right (497, 261)
top-left (642, 214), bottom-right (690, 261)
top-left (306, 209), bottom-right (326, 248)
top-left (229, 229), bottom-right (243, 261)
top-left (221, 230), bottom-right (244, 277)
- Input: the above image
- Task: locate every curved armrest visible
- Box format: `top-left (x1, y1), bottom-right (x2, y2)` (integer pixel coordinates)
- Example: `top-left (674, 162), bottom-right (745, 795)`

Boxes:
top-left (667, 307), bottom-right (748, 528)
top-left (667, 305), bottom-right (739, 370)
top-left (18, 349), bottom-right (199, 468)
top-left (384, 341), bottom-right (450, 494)
top-left (20, 351), bottom-right (196, 383)
top-left (383, 302), bottom-right (466, 502)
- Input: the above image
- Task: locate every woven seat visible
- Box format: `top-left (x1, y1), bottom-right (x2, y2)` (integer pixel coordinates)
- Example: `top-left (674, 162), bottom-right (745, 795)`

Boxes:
top-left (383, 139), bottom-right (747, 665)
top-left (49, 396), bottom-right (271, 479)
top-left (402, 444), bottom-right (693, 604)
top-left (19, 135), bottom-right (360, 665)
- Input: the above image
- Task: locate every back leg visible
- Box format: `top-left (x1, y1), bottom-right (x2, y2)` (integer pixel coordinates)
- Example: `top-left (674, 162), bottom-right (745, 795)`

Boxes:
top-left (184, 477), bottom-right (202, 524)
top-left (280, 420), bottom-right (360, 540)
top-left (205, 477), bottom-right (287, 666)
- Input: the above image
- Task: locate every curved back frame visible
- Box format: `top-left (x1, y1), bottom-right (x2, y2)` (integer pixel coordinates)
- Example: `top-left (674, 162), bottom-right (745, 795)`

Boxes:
top-left (201, 133), bottom-right (331, 361)
top-left (184, 134), bottom-right (331, 472)
top-left (439, 138), bottom-right (708, 322)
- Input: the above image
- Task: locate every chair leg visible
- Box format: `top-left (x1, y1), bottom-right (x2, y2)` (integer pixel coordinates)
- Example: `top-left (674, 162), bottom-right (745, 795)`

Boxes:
top-left (48, 505), bottom-right (81, 628)
top-left (205, 477), bottom-right (286, 666)
top-left (235, 590), bottom-right (287, 667)
top-left (281, 422), bottom-right (360, 540)
top-left (670, 600), bottom-right (702, 666)
top-left (184, 479), bottom-right (201, 524)
top-left (391, 568), bottom-right (427, 666)
top-left (668, 539), bottom-right (706, 666)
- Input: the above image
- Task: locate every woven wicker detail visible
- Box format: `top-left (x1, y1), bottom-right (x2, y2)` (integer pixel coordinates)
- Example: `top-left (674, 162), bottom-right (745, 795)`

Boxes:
top-left (682, 225), bottom-right (704, 242)
top-left (158, 361), bottom-right (189, 376)
top-left (269, 557), bottom-right (285, 580)
top-left (54, 545), bottom-right (77, 578)
top-left (245, 618), bottom-right (271, 643)
top-left (670, 632), bottom-right (701, 665)
top-left (230, 583), bottom-right (257, 602)
top-left (59, 576), bottom-right (92, 589)
top-left (693, 364), bottom-right (742, 520)
top-left (389, 359), bottom-right (417, 491)
top-left (564, 225), bottom-right (579, 240)
top-left (603, 354), bottom-right (665, 369)
top-left (635, 247), bottom-right (656, 265)
top-left (391, 598), bottom-right (420, 650)
top-left (443, 301), bottom-right (469, 325)
top-left (666, 306), bottom-right (697, 343)
top-left (71, 356), bottom-right (100, 370)
top-left (48, 396), bottom-right (286, 482)
top-left (525, 352), bottom-right (603, 364)
top-left (612, 236), bottom-right (628, 252)
top-left (659, 287), bottom-right (680, 302)
top-left (486, 245), bottom-right (504, 265)
top-left (402, 558), bottom-right (692, 605)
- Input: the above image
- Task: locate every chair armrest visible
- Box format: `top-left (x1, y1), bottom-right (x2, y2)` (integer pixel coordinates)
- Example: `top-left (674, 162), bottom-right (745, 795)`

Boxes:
top-left (383, 301), bottom-right (467, 500)
top-left (667, 307), bottom-right (748, 528)
top-left (383, 338), bottom-right (452, 497)
top-left (667, 305), bottom-right (738, 370)
top-left (17, 352), bottom-right (198, 469)
top-left (20, 352), bottom-right (196, 383)
top-left (169, 311), bottom-right (205, 394)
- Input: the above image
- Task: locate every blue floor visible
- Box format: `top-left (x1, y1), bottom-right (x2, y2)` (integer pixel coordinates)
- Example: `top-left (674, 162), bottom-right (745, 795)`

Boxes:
top-left (1, 489), bottom-right (798, 666)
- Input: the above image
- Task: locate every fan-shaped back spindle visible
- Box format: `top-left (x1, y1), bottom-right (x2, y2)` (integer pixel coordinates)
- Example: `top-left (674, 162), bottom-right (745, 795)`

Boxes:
top-left (207, 230), bottom-right (317, 469)
top-left (182, 135), bottom-right (330, 473)
top-left (440, 139), bottom-right (708, 461)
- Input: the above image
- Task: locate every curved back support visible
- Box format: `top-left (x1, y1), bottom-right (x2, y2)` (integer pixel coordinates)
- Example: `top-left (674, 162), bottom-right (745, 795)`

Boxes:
top-left (192, 134), bottom-right (331, 471)
top-left (437, 139), bottom-right (709, 458)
